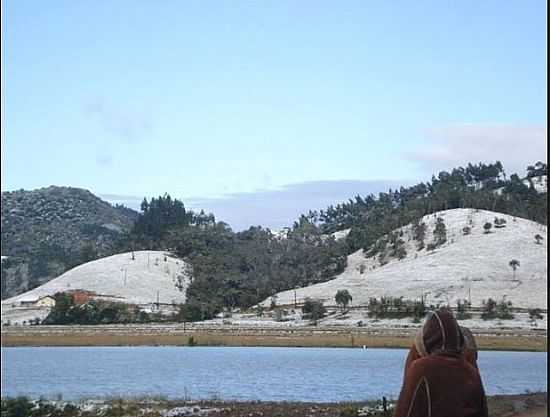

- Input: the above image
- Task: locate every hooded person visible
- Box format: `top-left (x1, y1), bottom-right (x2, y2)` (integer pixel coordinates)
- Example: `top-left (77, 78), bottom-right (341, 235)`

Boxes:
top-left (394, 308), bottom-right (488, 417)
top-left (402, 325), bottom-right (479, 376)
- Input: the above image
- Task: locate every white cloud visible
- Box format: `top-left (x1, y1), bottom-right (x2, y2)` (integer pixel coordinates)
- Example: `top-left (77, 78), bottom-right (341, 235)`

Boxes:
top-left (408, 124), bottom-right (547, 176)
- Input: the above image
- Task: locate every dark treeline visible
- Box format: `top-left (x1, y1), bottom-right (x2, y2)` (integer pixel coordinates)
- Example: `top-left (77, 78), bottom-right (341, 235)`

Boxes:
top-left (126, 208), bottom-right (347, 321)
top-left (120, 161), bottom-right (546, 321)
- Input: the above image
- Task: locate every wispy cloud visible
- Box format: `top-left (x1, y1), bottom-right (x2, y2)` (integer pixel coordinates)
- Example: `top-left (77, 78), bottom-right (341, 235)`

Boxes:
top-left (85, 99), bottom-right (152, 143)
top-left (407, 124), bottom-right (547, 176)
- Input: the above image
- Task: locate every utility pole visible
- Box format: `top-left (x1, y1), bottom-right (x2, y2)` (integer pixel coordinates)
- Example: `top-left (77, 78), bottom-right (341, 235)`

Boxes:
top-left (294, 289), bottom-right (297, 309)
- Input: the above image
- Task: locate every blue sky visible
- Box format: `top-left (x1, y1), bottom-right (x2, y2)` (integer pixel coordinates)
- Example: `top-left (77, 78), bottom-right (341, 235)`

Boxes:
top-left (1, 1), bottom-right (547, 229)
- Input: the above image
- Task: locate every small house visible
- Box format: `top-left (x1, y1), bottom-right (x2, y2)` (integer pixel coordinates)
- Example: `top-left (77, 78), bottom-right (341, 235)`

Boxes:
top-left (67, 289), bottom-right (96, 305)
top-left (35, 296), bottom-right (56, 307)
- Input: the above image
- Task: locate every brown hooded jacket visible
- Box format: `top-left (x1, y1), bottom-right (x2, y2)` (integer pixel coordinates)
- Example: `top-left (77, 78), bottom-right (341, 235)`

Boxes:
top-left (394, 309), bottom-right (488, 417)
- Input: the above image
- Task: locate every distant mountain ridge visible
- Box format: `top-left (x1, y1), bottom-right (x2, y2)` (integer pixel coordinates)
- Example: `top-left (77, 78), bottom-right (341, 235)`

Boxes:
top-left (1, 186), bottom-right (139, 299)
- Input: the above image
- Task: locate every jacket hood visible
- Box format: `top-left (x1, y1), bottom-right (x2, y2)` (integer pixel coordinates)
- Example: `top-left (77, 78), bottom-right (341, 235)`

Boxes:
top-left (415, 308), bottom-right (465, 356)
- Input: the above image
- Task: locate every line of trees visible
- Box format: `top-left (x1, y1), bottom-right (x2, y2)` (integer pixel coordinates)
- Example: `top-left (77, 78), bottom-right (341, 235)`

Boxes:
top-left (305, 161), bottom-right (547, 253)
top-left (115, 161), bottom-right (546, 322)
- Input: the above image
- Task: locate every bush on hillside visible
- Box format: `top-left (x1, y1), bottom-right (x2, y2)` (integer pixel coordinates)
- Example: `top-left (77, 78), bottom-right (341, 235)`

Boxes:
top-left (368, 297), bottom-right (426, 320)
top-left (528, 308), bottom-right (544, 321)
top-left (494, 217), bottom-right (507, 228)
top-left (433, 218), bottom-right (447, 246)
top-left (456, 299), bottom-right (472, 320)
top-left (481, 298), bottom-right (514, 320)
top-left (302, 298), bottom-right (326, 323)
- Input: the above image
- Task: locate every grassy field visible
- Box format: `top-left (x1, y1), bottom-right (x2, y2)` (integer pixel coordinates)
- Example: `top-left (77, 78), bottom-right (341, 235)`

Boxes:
top-left (1, 327), bottom-right (547, 351)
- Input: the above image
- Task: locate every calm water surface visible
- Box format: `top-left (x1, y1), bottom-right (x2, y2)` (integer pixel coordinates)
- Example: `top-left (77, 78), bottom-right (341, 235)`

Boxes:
top-left (1, 347), bottom-right (547, 402)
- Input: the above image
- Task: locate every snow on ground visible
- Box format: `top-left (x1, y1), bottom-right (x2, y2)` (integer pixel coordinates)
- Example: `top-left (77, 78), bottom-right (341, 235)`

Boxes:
top-left (2, 251), bottom-right (190, 307)
top-left (198, 309), bottom-right (546, 330)
top-left (1, 306), bottom-right (52, 326)
top-left (272, 228), bottom-right (291, 240)
top-left (332, 229), bottom-right (351, 241)
top-left (261, 209), bottom-right (547, 310)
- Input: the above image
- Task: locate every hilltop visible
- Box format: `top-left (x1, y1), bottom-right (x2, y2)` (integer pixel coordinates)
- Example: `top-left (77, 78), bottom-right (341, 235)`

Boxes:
top-left (262, 209), bottom-right (547, 310)
top-left (1, 251), bottom-right (190, 325)
top-left (1, 186), bottom-right (139, 298)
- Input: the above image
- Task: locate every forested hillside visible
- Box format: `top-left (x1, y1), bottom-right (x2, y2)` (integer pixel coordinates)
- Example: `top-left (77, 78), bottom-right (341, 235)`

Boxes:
top-left (308, 161), bottom-right (547, 252)
top-left (125, 161), bottom-right (547, 321)
top-left (1, 187), bottom-right (138, 298)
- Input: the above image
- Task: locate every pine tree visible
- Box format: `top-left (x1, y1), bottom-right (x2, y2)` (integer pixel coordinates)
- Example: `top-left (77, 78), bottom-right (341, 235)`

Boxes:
top-left (433, 217), bottom-right (447, 246)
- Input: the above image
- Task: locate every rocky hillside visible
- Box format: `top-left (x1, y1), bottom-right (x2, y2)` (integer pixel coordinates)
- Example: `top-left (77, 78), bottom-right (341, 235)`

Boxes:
top-left (1, 186), bottom-right (139, 299)
top-left (262, 209), bottom-right (547, 310)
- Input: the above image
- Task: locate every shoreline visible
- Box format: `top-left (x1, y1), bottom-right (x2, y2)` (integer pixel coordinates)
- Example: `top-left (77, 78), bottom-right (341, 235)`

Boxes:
top-left (1, 325), bottom-right (547, 351)
top-left (0, 393), bottom-right (547, 417)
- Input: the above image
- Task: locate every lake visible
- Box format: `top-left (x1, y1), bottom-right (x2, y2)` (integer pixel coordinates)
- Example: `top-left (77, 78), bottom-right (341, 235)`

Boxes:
top-left (1, 347), bottom-right (547, 402)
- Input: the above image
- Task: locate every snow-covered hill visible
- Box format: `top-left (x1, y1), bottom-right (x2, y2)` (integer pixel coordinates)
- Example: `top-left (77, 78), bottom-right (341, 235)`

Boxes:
top-left (2, 251), bottom-right (190, 307)
top-left (263, 209), bottom-right (547, 309)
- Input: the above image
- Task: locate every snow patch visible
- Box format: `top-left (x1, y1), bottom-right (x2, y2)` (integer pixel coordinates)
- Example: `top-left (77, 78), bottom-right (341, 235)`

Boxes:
top-left (2, 251), bottom-right (191, 307)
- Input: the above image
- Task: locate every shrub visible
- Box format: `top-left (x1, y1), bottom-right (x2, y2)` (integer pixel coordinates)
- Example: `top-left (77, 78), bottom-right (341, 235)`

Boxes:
top-left (494, 217), bottom-right (507, 228)
top-left (481, 298), bottom-right (497, 320)
top-left (528, 308), bottom-right (543, 320)
top-left (481, 298), bottom-right (514, 320)
top-left (368, 297), bottom-right (426, 320)
top-left (433, 218), bottom-right (447, 246)
top-left (483, 222), bottom-right (492, 234)
top-left (339, 405), bottom-right (359, 417)
top-left (178, 301), bottom-right (218, 322)
top-left (426, 243), bottom-right (437, 251)
top-left (255, 305), bottom-right (264, 317)
top-left (395, 246), bottom-right (407, 260)
top-left (335, 289), bottom-right (353, 311)
top-left (302, 298), bottom-right (326, 322)
top-left (412, 221), bottom-right (427, 250)
top-left (456, 299), bottom-right (472, 320)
